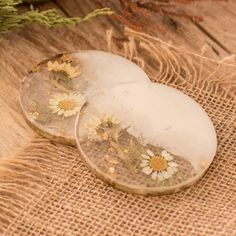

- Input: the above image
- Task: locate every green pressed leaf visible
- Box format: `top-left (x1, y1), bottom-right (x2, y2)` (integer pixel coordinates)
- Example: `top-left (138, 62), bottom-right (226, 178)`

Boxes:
top-left (0, 0), bottom-right (113, 32)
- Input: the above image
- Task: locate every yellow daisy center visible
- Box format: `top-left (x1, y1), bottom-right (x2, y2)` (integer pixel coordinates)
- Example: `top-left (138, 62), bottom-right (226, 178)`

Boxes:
top-left (58, 99), bottom-right (77, 111)
top-left (149, 156), bottom-right (168, 172)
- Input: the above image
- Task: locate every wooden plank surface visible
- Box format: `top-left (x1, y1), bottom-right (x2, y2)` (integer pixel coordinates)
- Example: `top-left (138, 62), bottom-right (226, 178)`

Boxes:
top-left (56, 0), bottom-right (229, 59)
top-left (188, 1), bottom-right (236, 55)
top-left (0, 0), bottom-right (235, 159)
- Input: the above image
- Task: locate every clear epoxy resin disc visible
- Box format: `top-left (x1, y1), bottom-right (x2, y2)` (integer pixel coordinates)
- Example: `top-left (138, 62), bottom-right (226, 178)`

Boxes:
top-left (76, 82), bottom-right (217, 195)
top-left (20, 51), bottom-right (149, 144)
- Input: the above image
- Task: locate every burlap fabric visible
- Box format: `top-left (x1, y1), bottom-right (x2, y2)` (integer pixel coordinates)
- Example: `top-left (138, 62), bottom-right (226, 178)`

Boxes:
top-left (0, 28), bottom-right (235, 235)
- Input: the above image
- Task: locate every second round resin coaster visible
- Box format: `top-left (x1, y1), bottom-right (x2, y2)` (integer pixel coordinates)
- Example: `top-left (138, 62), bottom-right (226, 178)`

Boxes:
top-left (20, 51), bottom-right (149, 144)
top-left (75, 82), bottom-right (217, 195)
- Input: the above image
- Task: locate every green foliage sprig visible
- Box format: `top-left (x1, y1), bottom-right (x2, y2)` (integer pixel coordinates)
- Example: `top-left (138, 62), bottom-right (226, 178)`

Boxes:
top-left (0, 0), bottom-right (113, 33)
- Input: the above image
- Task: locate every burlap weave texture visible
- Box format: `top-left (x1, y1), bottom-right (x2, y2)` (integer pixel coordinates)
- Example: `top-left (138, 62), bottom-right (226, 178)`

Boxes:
top-left (0, 28), bottom-right (235, 235)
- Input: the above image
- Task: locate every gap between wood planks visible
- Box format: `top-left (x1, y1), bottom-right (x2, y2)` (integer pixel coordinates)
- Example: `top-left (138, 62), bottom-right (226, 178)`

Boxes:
top-left (195, 22), bottom-right (231, 55)
top-left (189, 1), bottom-right (236, 57)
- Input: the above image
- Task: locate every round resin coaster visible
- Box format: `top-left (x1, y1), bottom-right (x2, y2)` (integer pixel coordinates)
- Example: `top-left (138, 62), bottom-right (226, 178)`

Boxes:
top-left (20, 51), bottom-right (149, 144)
top-left (75, 82), bottom-right (217, 195)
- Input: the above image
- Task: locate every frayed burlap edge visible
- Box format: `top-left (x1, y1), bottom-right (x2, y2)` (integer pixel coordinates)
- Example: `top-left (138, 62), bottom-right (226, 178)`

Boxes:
top-left (0, 28), bottom-right (235, 235)
top-left (107, 28), bottom-right (236, 100)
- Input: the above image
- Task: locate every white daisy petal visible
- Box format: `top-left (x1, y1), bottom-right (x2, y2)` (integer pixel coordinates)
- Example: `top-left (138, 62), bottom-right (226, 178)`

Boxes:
top-left (161, 150), bottom-right (173, 161)
top-left (172, 167), bottom-right (178, 173)
top-left (147, 149), bottom-right (155, 157)
top-left (151, 171), bottom-right (158, 180)
top-left (140, 163), bottom-right (148, 168)
top-left (168, 162), bottom-right (178, 167)
top-left (157, 173), bottom-right (164, 181)
top-left (75, 107), bottom-right (81, 113)
top-left (165, 155), bottom-right (173, 161)
top-left (58, 110), bottom-right (64, 115)
top-left (141, 160), bottom-right (148, 164)
top-left (51, 105), bottom-right (58, 109)
top-left (141, 154), bottom-right (150, 159)
top-left (162, 171), bottom-right (171, 179)
top-left (142, 167), bottom-right (152, 175)
top-left (49, 101), bottom-right (58, 106)
top-left (140, 160), bottom-right (149, 168)
top-left (167, 166), bottom-right (175, 175)
top-left (65, 111), bottom-right (74, 117)
top-left (52, 109), bottom-right (59, 114)
top-left (161, 150), bottom-right (168, 157)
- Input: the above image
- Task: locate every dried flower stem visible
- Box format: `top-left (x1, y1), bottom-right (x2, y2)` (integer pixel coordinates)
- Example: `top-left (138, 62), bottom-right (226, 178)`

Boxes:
top-left (110, 140), bottom-right (136, 174)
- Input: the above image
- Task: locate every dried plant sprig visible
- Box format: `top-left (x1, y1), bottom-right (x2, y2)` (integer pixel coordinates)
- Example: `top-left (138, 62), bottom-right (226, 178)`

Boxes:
top-left (86, 114), bottom-right (136, 172)
top-left (95, 0), bottom-right (226, 32)
top-left (0, 0), bottom-right (113, 33)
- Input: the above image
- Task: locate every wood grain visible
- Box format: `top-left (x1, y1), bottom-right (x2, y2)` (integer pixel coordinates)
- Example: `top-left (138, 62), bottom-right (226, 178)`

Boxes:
top-left (0, 0), bottom-right (235, 159)
top-left (188, 1), bottom-right (236, 55)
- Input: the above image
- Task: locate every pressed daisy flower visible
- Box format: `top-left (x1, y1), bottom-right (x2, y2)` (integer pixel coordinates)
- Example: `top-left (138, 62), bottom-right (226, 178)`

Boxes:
top-left (47, 60), bottom-right (80, 79)
top-left (140, 149), bottom-right (178, 181)
top-left (49, 93), bottom-right (86, 117)
top-left (86, 114), bottom-right (120, 141)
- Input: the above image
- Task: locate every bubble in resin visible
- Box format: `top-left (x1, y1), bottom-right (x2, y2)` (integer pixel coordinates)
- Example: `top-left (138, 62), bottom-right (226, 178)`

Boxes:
top-left (75, 82), bottom-right (217, 195)
top-left (20, 51), bottom-right (150, 144)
